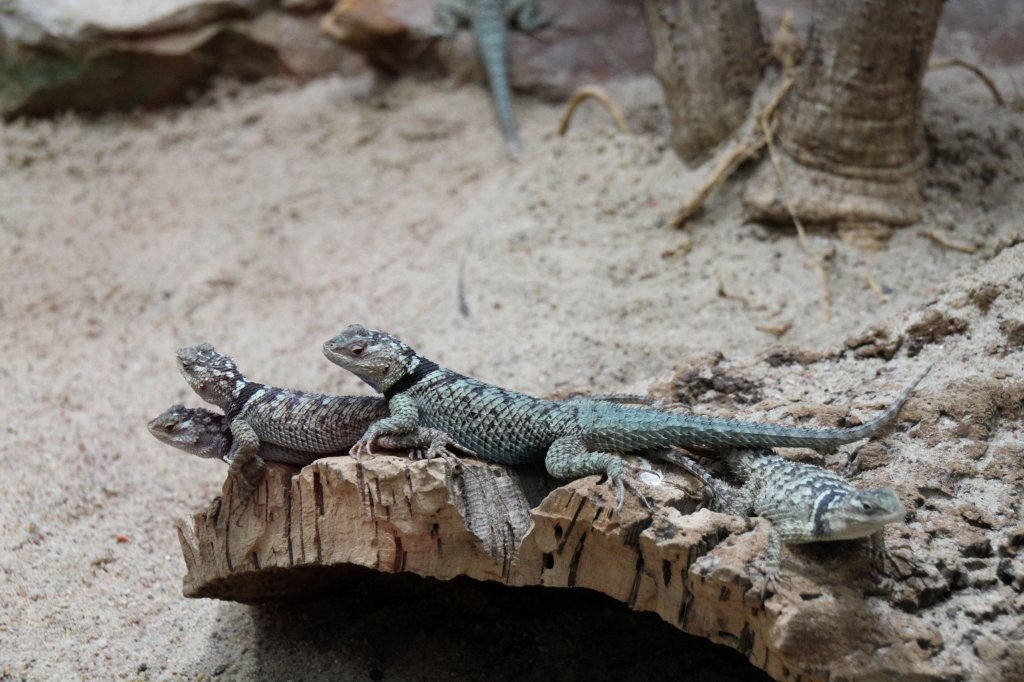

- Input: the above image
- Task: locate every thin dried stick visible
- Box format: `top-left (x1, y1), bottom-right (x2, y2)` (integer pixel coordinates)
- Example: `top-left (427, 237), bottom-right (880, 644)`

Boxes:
top-left (922, 228), bottom-right (979, 254)
top-left (714, 273), bottom-right (753, 310)
top-left (669, 77), bottom-right (795, 229)
top-left (756, 322), bottom-right (793, 337)
top-left (558, 85), bottom-right (630, 136)
top-left (669, 136), bottom-right (765, 229)
top-left (929, 58), bottom-right (1005, 107)
top-left (863, 268), bottom-right (888, 304)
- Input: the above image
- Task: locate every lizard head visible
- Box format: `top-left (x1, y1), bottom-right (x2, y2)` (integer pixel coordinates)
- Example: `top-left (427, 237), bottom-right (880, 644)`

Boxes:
top-left (829, 487), bottom-right (905, 539)
top-left (322, 324), bottom-right (418, 393)
top-left (176, 342), bottom-right (245, 407)
top-left (148, 404), bottom-right (230, 459)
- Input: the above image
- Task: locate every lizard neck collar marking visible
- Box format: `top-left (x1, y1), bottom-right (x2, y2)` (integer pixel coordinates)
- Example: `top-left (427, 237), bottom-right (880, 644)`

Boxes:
top-left (226, 381), bottom-right (262, 418)
top-left (384, 358), bottom-right (439, 400)
top-left (812, 489), bottom-right (844, 538)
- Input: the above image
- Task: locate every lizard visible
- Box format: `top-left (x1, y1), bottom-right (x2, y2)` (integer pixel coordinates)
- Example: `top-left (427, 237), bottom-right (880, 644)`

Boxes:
top-left (148, 404), bottom-right (462, 490)
top-left (434, 0), bottom-right (547, 158)
top-left (175, 343), bottom-right (468, 494)
top-left (321, 324), bottom-right (930, 508)
top-left (671, 448), bottom-right (908, 597)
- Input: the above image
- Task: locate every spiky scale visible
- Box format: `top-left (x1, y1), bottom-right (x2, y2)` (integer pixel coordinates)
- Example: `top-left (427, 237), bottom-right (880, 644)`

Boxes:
top-left (171, 344), bottom-right (471, 492)
top-left (323, 324), bottom-right (927, 509)
top-left (674, 448), bottom-right (907, 593)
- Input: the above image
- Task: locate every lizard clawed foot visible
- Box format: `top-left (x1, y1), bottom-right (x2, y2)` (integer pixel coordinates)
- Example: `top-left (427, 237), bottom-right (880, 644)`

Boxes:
top-left (238, 457), bottom-right (266, 488)
top-left (872, 544), bottom-right (915, 581)
top-left (238, 460), bottom-right (266, 500)
top-left (436, 450), bottom-right (465, 475)
top-left (230, 473), bottom-right (259, 507)
top-left (608, 473), bottom-right (655, 513)
top-left (228, 454), bottom-right (265, 505)
top-left (755, 566), bottom-right (791, 602)
top-left (427, 432), bottom-right (474, 460)
top-left (349, 435), bottom-right (378, 461)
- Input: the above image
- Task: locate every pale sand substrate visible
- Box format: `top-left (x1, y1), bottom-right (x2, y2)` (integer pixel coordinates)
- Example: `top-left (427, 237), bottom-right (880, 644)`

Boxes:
top-left (0, 66), bottom-right (1021, 679)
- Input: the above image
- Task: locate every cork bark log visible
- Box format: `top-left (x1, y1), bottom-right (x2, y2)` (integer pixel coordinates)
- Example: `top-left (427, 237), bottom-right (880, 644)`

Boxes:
top-left (180, 244), bottom-right (1024, 681)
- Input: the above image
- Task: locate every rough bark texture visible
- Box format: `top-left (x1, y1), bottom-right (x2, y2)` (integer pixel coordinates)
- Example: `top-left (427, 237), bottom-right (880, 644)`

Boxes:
top-left (744, 0), bottom-right (944, 225)
top-left (642, 0), bottom-right (766, 165)
top-left (181, 242), bottom-right (1024, 681)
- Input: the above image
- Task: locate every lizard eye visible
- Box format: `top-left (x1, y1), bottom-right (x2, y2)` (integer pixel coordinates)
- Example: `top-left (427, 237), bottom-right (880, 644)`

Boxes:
top-left (163, 424), bottom-right (176, 432)
top-left (348, 343), bottom-right (365, 356)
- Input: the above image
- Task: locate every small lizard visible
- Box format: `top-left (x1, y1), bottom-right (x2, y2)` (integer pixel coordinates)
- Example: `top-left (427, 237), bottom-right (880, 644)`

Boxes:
top-left (434, 0), bottom-right (546, 158)
top-left (175, 343), bottom-right (467, 493)
top-left (148, 404), bottom-right (458, 488)
top-left (673, 449), bottom-right (907, 596)
top-left (322, 325), bottom-right (929, 507)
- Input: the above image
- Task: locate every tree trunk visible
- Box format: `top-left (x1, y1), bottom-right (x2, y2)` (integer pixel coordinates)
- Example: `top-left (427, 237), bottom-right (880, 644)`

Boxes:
top-left (643, 0), bottom-right (766, 166)
top-left (744, 0), bottom-right (943, 226)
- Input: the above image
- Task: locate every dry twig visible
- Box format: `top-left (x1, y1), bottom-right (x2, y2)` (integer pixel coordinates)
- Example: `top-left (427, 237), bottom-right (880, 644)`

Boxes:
top-left (755, 322), bottom-right (793, 337)
top-left (669, 77), bottom-right (795, 229)
top-left (863, 268), bottom-right (888, 304)
top-left (558, 86), bottom-right (630, 136)
top-left (922, 228), bottom-right (979, 254)
top-left (714, 274), bottom-right (753, 310)
top-left (929, 58), bottom-right (1006, 107)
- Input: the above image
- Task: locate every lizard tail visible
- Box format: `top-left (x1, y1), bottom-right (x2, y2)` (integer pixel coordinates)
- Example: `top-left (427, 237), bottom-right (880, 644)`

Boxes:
top-left (584, 364), bottom-right (933, 453)
top-left (473, 8), bottom-right (520, 158)
top-left (810, 362), bottom-right (934, 444)
top-left (709, 363), bottom-right (934, 450)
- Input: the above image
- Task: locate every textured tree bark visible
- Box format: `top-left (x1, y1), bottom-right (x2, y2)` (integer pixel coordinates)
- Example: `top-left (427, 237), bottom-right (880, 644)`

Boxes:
top-left (744, 0), bottom-right (943, 225)
top-left (642, 0), bottom-right (766, 166)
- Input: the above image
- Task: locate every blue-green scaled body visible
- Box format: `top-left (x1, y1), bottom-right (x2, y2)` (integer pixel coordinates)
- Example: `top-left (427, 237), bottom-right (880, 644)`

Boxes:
top-left (323, 324), bottom-right (929, 506)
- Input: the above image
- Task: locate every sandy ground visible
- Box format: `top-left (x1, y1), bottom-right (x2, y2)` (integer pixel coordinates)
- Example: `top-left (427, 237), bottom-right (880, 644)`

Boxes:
top-left (1, 52), bottom-right (1023, 680)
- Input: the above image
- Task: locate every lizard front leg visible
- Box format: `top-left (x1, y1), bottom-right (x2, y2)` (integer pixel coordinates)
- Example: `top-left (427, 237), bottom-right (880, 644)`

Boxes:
top-left (351, 393), bottom-right (420, 458)
top-left (868, 528), bottom-right (914, 580)
top-left (227, 418), bottom-right (265, 495)
top-left (756, 522), bottom-right (801, 601)
top-left (376, 427), bottom-right (476, 460)
top-left (545, 435), bottom-right (650, 512)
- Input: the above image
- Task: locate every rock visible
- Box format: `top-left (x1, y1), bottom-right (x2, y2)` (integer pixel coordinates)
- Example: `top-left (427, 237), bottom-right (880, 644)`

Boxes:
top-left (0, 0), bottom-right (269, 44)
top-left (319, 0), bottom-right (438, 75)
top-left (180, 244), bottom-right (1024, 680)
top-left (0, 1), bottom-right (355, 117)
